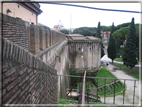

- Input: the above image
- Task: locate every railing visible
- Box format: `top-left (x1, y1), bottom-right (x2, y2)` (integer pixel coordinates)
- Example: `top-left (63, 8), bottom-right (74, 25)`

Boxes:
top-left (59, 74), bottom-right (141, 106)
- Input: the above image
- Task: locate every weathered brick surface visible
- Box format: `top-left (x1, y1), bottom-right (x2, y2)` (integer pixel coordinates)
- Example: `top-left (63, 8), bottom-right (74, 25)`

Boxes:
top-left (39, 27), bottom-right (46, 50)
top-left (30, 25), bottom-right (40, 54)
top-left (1, 13), bottom-right (30, 50)
top-left (2, 38), bottom-right (58, 104)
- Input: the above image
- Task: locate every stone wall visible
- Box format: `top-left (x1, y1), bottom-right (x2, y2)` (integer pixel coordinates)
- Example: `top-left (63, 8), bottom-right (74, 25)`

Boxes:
top-left (68, 41), bottom-right (101, 72)
top-left (1, 13), bottom-right (30, 50)
top-left (2, 38), bottom-right (58, 104)
top-left (1, 13), bottom-right (67, 55)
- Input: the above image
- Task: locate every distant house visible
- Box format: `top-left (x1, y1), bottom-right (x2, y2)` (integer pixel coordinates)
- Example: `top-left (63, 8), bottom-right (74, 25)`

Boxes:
top-left (101, 31), bottom-right (110, 42)
top-left (2, 0), bottom-right (42, 25)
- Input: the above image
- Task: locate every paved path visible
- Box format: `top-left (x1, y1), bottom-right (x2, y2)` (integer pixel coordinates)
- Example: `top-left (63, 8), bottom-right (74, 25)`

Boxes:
top-left (100, 64), bottom-right (141, 106)
top-left (100, 52), bottom-right (141, 106)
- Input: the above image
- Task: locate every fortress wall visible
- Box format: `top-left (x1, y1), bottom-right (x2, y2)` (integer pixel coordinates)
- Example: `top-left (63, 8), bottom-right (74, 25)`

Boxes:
top-left (1, 14), bottom-right (68, 104)
top-left (68, 41), bottom-right (101, 71)
top-left (0, 13), bottom-right (30, 50)
top-left (2, 38), bottom-right (58, 104)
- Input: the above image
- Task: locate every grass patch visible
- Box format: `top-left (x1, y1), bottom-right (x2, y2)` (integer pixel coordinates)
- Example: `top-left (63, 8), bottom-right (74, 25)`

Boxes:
top-left (114, 57), bottom-right (140, 64)
top-left (103, 42), bottom-right (108, 45)
top-left (59, 99), bottom-right (78, 104)
top-left (111, 63), bottom-right (141, 80)
top-left (96, 66), bottom-right (117, 86)
top-left (114, 57), bottom-right (123, 62)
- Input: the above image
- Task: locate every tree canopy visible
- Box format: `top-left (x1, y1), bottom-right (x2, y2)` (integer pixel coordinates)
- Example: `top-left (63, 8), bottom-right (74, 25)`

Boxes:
top-left (115, 22), bottom-right (131, 30)
top-left (96, 22), bottom-right (105, 58)
top-left (60, 29), bottom-right (69, 34)
top-left (73, 27), bottom-right (97, 36)
top-left (107, 22), bottom-right (117, 63)
top-left (96, 22), bottom-right (102, 38)
top-left (112, 26), bottom-right (130, 41)
top-left (122, 18), bottom-right (137, 72)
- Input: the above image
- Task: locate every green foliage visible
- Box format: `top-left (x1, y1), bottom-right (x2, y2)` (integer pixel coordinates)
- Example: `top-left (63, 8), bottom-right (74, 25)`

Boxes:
top-left (101, 26), bottom-right (111, 32)
top-left (112, 26), bottom-right (130, 41)
top-left (60, 29), bottom-right (69, 34)
top-left (59, 99), bottom-right (75, 104)
top-left (114, 57), bottom-right (123, 62)
top-left (73, 27), bottom-right (97, 36)
top-left (107, 23), bottom-right (117, 63)
top-left (116, 40), bottom-right (123, 54)
top-left (115, 22), bottom-right (131, 30)
top-left (96, 22), bottom-right (102, 38)
top-left (96, 22), bottom-right (105, 58)
top-left (96, 66), bottom-right (117, 86)
top-left (122, 18), bottom-right (137, 72)
top-left (101, 43), bottom-right (105, 58)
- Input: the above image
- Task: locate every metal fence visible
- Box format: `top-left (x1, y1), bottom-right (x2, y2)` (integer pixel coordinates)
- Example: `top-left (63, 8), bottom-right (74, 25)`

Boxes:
top-left (58, 73), bottom-right (141, 106)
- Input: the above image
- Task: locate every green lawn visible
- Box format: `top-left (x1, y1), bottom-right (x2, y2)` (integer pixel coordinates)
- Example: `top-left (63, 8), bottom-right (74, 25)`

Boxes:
top-left (96, 66), bottom-right (117, 86)
top-left (111, 63), bottom-right (141, 80)
top-left (114, 57), bottom-right (140, 64)
top-left (114, 57), bottom-right (123, 62)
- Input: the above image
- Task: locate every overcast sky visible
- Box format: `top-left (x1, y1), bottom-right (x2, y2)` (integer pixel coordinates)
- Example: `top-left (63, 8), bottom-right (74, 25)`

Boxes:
top-left (38, 3), bottom-right (141, 29)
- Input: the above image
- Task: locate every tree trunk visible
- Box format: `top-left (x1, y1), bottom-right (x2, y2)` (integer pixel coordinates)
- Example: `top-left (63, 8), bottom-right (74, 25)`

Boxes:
top-left (112, 60), bottom-right (113, 63)
top-left (130, 67), bottom-right (133, 73)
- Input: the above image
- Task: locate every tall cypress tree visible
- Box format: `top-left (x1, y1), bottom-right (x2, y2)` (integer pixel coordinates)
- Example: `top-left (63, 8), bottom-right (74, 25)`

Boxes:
top-left (122, 18), bottom-right (137, 73)
top-left (107, 22), bottom-right (117, 63)
top-left (96, 22), bottom-right (102, 38)
top-left (96, 22), bottom-right (105, 58)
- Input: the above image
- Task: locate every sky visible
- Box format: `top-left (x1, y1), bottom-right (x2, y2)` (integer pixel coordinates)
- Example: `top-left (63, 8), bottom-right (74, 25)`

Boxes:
top-left (38, 2), bottom-right (141, 29)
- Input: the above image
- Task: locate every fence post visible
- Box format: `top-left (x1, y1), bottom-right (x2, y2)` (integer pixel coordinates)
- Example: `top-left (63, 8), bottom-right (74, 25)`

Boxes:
top-left (81, 71), bottom-right (86, 107)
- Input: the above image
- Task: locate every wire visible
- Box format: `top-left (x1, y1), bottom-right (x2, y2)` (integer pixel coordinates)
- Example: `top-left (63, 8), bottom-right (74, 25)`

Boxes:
top-left (46, 3), bottom-right (142, 14)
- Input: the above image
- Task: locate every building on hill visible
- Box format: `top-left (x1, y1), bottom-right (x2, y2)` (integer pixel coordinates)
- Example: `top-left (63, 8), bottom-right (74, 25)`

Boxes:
top-left (101, 31), bottom-right (110, 42)
top-left (1, 0), bottom-right (42, 25)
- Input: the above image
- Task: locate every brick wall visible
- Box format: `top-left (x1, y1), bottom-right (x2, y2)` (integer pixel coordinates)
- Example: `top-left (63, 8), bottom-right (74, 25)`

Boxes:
top-left (1, 13), bottom-right (67, 55)
top-left (2, 38), bottom-right (58, 104)
top-left (1, 13), bottom-right (30, 50)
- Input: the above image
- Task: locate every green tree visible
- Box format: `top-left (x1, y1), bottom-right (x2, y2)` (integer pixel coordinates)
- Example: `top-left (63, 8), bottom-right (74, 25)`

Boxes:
top-left (60, 29), bottom-right (69, 34)
top-left (122, 18), bottom-right (137, 73)
top-left (96, 22), bottom-right (102, 38)
top-left (96, 22), bottom-right (105, 58)
top-left (73, 27), bottom-right (97, 36)
top-left (112, 26), bottom-right (130, 41)
top-left (107, 22), bottom-right (117, 63)
top-left (115, 22), bottom-right (131, 30)
top-left (101, 44), bottom-right (105, 58)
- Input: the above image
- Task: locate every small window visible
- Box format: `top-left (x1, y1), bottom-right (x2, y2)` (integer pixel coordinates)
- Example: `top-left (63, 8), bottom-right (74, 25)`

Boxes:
top-left (18, 5), bottom-right (19, 8)
top-left (79, 48), bottom-right (81, 51)
top-left (90, 48), bottom-right (91, 51)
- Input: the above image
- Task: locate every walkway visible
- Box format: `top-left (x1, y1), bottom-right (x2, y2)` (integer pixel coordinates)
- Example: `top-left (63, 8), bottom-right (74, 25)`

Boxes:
top-left (100, 54), bottom-right (141, 106)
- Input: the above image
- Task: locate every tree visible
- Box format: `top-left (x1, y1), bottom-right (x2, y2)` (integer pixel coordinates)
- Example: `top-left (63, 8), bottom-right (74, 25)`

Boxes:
top-left (101, 44), bottom-right (105, 58)
top-left (73, 27), bottom-right (97, 36)
top-left (60, 29), bottom-right (69, 34)
top-left (96, 22), bottom-right (102, 38)
top-left (112, 26), bottom-right (130, 41)
top-left (107, 22), bottom-right (117, 63)
top-left (122, 18), bottom-right (137, 73)
top-left (96, 22), bottom-right (105, 58)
